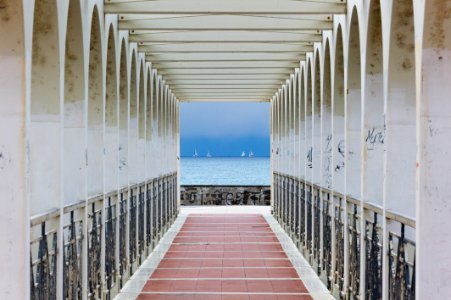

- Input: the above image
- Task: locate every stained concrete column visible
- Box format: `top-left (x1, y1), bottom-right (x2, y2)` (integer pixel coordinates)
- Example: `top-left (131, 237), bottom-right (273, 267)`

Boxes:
top-left (417, 0), bottom-right (451, 298)
top-left (0, 1), bottom-right (27, 298)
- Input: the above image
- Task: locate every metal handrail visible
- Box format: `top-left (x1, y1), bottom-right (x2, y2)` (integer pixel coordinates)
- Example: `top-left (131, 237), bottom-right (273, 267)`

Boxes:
top-left (272, 172), bottom-right (416, 228)
top-left (30, 173), bottom-right (177, 226)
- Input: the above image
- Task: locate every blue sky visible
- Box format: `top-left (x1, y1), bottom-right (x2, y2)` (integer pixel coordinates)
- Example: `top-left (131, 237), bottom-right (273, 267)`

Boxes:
top-left (180, 102), bottom-right (270, 157)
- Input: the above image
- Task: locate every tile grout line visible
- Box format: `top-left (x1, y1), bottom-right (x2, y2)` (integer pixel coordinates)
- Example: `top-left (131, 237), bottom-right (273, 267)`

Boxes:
top-left (115, 211), bottom-right (335, 300)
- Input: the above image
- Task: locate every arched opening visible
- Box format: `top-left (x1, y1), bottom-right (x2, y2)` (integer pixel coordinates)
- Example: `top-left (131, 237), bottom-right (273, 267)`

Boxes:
top-left (305, 59), bottom-right (313, 258)
top-left (146, 67), bottom-right (152, 142)
top-left (346, 7), bottom-right (362, 299)
top-left (313, 50), bottom-right (322, 184)
top-left (139, 63), bottom-right (145, 140)
top-left (119, 40), bottom-right (128, 188)
top-left (161, 85), bottom-right (168, 174)
top-left (312, 50), bottom-right (322, 270)
top-left (386, 0), bottom-right (416, 217)
top-left (363, 0), bottom-right (384, 206)
top-left (152, 73), bottom-right (159, 138)
top-left (30, 0), bottom-right (60, 214)
top-left (322, 41), bottom-right (332, 189)
top-left (281, 86), bottom-right (287, 174)
top-left (299, 66), bottom-right (306, 179)
top-left (63, 0), bottom-right (85, 205)
top-left (333, 26), bottom-right (345, 195)
top-left (87, 7), bottom-right (103, 197)
top-left (104, 25), bottom-right (118, 295)
top-left (158, 80), bottom-right (165, 140)
top-left (331, 25), bottom-right (346, 297)
top-left (151, 72), bottom-right (159, 177)
top-left (293, 72), bottom-right (300, 178)
top-left (146, 66), bottom-right (152, 177)
top-left (138, 60), bottom-right (146, 182)
top-left (306, 60), bottom-right (313, 174)
top-left (105, 25), bottom-right (118, 192)
top-left (346, 8), bottom-right (362, 200)
top-left (287, 79), bottom-right (294, 177)
top-left (129, 50), bottom-right (138, 184)
top-left (86, 8), bottom-right (103, 298)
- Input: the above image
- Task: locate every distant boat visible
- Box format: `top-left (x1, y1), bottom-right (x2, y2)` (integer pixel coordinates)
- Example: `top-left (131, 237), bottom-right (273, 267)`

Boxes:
top-left (206, 150), bottom-right (212, 158)
top-left (193, 148), bottom-right (199, 158)
top-left (249, 150), bottom-right (255, 158)
top-left (241, 151), bottom-right (246, 157)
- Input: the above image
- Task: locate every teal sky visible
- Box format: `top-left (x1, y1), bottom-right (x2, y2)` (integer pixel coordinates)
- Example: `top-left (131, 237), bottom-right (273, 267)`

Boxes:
top-left (180, 102), bottom-right (270, 157)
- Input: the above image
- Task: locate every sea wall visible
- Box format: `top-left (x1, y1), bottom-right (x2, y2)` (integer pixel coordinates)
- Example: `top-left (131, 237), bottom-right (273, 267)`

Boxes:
top-left (180, 185), bottom-right (271, 206)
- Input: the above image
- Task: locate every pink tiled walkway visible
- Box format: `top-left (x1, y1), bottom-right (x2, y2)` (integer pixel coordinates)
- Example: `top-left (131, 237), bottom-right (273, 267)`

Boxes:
top-left (137, 214), bottom-right (313, 300)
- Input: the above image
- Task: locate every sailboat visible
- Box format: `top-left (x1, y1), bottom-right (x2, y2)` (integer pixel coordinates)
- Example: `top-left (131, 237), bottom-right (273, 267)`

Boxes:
top-left (241, 151), bottom-right (246, 157)
top-left (193, 148), bottom-right (199, 158)
top-left (206, 150), bottom-right (212, 158)
top-left (249, 150), bottom-right (255, 158)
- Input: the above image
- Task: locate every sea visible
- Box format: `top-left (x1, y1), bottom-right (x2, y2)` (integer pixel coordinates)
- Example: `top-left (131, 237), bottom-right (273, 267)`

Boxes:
top-left (180, 157), bottom-right (271, 186)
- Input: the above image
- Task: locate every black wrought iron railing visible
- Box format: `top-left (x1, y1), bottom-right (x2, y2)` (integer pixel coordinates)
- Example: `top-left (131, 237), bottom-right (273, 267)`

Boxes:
top-left (29, 173), bottom-right (178, 300)
top-left (272, 172), bottom-right (416, 300)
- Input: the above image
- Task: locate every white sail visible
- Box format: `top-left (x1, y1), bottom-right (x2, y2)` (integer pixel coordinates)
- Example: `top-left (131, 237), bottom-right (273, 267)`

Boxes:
top-left (206, 150), bottom-right (212, 158)
top-left (241, 151), bottom-right (246, 157)
top-left (249, 150), bottom-right (254, 158)
top-left (193, 148), bottom-right (199, 158)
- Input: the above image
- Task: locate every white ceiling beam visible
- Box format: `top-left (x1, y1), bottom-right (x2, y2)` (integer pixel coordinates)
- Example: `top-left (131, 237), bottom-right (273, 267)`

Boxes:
top-left (180, 98), bottom-right (269, 102)
top-left (119, 15), bottom-right (332, 31)
top-left (146, 53), bottom-right (305, 62)
top-left (152, 61), bottom-right (299, 69)
top-left (129, 31), bottom-right (322, 43)
top-left (157, 69), bottom-right (294, 75)
top-left (138, 43), bottom-right (313, 53)
top-left (166, 79), bottom-right (284, 84)
top-left (162, 74), bottom-right (288, 80)
top-left (105, 0), bottom-right (346, 15)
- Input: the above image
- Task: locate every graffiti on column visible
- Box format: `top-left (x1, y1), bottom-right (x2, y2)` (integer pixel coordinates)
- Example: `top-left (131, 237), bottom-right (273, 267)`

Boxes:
top-left (365, 127), bottom-right (384, 150)
top-left (335, 139), bottom-right (345, 172)
top-left (323, 134), bottom-right (333, 188)
top-left (181, 186), bottom-right (271, 206)
top-left (307, 147), bottom-right (313, 169)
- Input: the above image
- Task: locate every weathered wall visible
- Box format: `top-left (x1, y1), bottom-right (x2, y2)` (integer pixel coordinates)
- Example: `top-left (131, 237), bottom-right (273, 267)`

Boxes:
top-left (181, 185), bottom-right (271, 206)
top-left (271, 0), bottom-right (451, 298)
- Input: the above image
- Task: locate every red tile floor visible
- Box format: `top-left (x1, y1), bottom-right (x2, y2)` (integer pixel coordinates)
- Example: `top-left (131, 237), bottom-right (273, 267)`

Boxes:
top-left (136, 214), bottom-right (313, 300)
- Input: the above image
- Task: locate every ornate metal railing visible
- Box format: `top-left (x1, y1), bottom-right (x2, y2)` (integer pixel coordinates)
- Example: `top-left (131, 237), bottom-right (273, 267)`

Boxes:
top-left (29, 173), bottom-right (178, 300)
top-left (145, 182), bottom-right (152, 253)
top-left (334, 195), bottom-right (345, 297)
top-left (63, 210), bottom-right (83, 300)
top-left (347, 201), bottom-right (360, 299)
top-left (128, 189), bottom-right (137, 276)
top-left (138, 185), bottom-right (145, 264)
top-left (105, 196), bottom-right (117, 299)
top-left (313, 187), bottom-right (321, 273)
top-left (30, 220), bottom-right (58, 300)
top-left (388, 220), bottom-right (415, 300)
top-left (322, 191), bottom-right (333, 290)
top-left (272, 172), bottom-right (416, 300)
top-left (306, 185), bottom-right (313, 260)
top-left (88, 201), bottom-right (102, 299)
top-left (118, 190), bottom-right (128, 288)
top-left (292, 179), bottom-right (299, 243)
top-left (365, 208), bottom-right (382, 300)
top-left (299, 181), bottom-right (306, 248)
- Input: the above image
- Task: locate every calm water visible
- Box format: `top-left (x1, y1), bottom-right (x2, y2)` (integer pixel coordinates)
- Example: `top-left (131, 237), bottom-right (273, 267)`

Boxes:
top-left (180, 157), bottom-right (271, 186)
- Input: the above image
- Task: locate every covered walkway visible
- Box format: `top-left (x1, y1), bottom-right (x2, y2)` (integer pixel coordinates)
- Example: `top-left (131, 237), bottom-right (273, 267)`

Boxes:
top-left (117, 207), bottom-right (331, 300)
top-left (2, 0), bottom-right (451, 299)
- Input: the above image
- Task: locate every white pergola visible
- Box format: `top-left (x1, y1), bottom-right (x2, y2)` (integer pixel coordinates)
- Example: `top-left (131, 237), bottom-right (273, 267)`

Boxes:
top-left (105, 0), bottom-right (346, 101)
